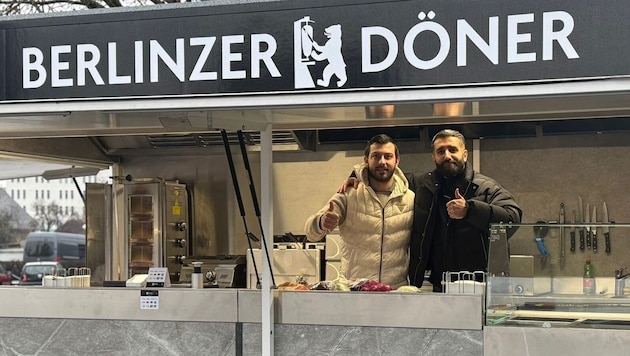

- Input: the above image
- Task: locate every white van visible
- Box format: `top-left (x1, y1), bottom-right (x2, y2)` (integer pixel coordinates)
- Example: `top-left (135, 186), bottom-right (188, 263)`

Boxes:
top-left (22, 232), bottom-right (86, 268)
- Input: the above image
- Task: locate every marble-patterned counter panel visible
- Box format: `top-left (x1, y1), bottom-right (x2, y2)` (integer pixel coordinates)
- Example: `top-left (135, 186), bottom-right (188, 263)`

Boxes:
top-left (484, 325), bottom-right (630, 356)
top-left (0, 318), bottom-right (236, 356)
top-left (0, 318), bottom-right (483, 355)
top-left (242, 324), bottom-right (482, 356)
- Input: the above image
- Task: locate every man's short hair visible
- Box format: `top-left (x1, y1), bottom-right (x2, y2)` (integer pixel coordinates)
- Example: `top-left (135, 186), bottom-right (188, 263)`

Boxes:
top-left (364, 134), bottom-right (399, 158)
top-left (431, 129), bottom-right (466, 149)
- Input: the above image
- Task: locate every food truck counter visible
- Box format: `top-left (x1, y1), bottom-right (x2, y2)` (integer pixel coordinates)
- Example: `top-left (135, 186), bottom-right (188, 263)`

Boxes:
top-left (0, 287), bottom-right (483, 355)
top-left (0, 286), bottom-right (481, 326)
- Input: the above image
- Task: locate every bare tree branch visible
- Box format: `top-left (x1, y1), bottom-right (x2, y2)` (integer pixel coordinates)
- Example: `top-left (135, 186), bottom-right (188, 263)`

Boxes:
top-left (101, 0), bottom-right (120, 8)
top-left (79, 0), bottom-right (105, 8)
top-left (0, 0), bottom-right (176, 14)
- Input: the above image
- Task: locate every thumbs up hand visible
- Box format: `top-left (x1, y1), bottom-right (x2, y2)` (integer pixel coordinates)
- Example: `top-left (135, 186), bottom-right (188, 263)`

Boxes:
top-left (446, 188), bottom-right (469, 220)
top-left (320, 201), bottom-right (340, 231)
top-left (454, 188), bottom-right (464, 200)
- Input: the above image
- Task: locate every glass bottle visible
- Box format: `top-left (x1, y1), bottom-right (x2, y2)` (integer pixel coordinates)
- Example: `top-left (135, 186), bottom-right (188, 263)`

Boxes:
top-left (583, 259), bottom-right (596, 295)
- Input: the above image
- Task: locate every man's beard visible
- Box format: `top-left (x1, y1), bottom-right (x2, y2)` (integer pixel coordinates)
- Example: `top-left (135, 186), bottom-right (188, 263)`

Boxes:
top-left (436, 160), bottom-right (465, 177)
top-left (368, 166), bottom-right (395, 183)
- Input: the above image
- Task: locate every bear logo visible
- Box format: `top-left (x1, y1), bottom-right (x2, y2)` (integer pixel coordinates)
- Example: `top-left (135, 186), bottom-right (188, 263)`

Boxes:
top-left (311, 24), bottom-right (347, 88)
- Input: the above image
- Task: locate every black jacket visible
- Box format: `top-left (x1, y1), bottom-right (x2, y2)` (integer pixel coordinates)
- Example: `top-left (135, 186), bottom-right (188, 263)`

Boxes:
top-left (407, 165), bottom-right (522, 287)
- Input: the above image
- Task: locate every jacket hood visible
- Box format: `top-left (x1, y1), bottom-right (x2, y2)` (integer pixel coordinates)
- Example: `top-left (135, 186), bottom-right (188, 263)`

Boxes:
top-left (353, 163), bottom-right (409, 195)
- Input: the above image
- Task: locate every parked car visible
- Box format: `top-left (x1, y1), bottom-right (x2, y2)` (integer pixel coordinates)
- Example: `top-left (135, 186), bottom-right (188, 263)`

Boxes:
top-left (22, 232), bottom-right (86, 269)
top-left (0, 265), bottom-right (13, 285)
top-left (20, 261), bottom-right (65, 286)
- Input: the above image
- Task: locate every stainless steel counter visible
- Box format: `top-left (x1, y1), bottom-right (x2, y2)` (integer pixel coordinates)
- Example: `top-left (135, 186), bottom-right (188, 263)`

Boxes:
top-left (0, 286), bottom-right (482, 330)
top-left (275, 290), bottom-right (483, 329)
top-left (0, 286), bottom-right (239, 322)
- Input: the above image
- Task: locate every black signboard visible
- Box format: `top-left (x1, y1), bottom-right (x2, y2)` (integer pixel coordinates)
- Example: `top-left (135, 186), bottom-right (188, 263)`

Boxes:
top-left (1, 0), bottom-right (630, 102)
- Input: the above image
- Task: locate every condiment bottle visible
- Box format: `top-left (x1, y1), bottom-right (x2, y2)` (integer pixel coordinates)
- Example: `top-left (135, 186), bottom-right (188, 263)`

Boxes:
top-left (583, 259), bottom-right (596, 295)
top-left (191, 261), bottom-right (203, 289)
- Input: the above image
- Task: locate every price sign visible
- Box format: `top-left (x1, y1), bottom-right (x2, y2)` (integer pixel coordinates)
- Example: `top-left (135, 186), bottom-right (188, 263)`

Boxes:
top-left (146, 267), bottom-right (171, 287)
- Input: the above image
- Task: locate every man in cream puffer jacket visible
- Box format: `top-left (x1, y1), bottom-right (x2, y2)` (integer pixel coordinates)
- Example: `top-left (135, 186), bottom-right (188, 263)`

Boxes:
top-left (304, 134), bottom-right (415, 289)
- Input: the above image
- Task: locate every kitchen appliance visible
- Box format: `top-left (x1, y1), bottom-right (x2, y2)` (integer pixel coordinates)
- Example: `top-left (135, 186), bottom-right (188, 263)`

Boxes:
top-left (509, 254), bottom-right (552, 295)
top-left (179, 255), bottom-right (246, 288)
top-left (122, 179), bottom-right (190, 283)
top-left (246, 248), bottom-right (321, 288)
top-left (323, 232), bottom-right (342, 280)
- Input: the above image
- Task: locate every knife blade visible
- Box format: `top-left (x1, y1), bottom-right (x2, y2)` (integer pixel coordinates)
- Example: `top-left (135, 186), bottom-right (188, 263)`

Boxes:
top-left (603, 202), bottom-right (611, 253)
top-left (592, 205), bottom-right (598, 252)
top-left (559, 203), bottom-right (565, 267)
top-left (575, 195), bottom-right (584, 251)
top-left (570, 210), bottom-right (576, 252)
top-left (585, 202), bottom-right (591, 249)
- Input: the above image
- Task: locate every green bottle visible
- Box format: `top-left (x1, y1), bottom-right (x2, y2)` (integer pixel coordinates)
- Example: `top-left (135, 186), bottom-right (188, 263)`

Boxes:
top-left (583, 259), bottom-right (596, 295)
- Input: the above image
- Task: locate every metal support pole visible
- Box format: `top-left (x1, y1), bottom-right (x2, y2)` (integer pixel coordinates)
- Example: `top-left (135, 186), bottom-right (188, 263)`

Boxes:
top-left (260, 124), bottom-right (274, 356)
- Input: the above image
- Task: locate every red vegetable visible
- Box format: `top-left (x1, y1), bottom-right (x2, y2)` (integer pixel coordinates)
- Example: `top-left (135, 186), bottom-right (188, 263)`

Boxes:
top-left (359, 280), bottom-right (392, 292)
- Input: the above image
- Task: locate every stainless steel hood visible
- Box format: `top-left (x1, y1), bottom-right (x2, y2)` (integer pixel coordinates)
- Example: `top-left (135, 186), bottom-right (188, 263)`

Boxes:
top-left (92, 90), bottom-right (630, 155)
top-left (0, 79), bottom-right (630, 139)
top-left (2, 79), bottom-right (630, 177)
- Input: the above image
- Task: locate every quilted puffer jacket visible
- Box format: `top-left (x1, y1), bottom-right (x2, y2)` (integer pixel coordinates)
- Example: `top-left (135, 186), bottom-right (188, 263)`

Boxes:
top-left (305, 163), bottom-right (415, 288)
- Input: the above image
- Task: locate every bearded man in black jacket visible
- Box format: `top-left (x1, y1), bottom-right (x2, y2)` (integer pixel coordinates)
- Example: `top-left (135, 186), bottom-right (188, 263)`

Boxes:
top-left (407, 129), bottom-right (522, 292)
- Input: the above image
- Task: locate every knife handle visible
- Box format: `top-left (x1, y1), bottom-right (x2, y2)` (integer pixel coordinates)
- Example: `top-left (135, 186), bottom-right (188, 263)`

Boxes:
top-left (592, 234), bottom-right (598, 252)
top-left (535, 238), bottom-right (550, 256)
top-left (570, 231), bottom-right (575, 252)
top-left (579, 230), bottom-right (585, 251)
top-left (586, 230), bottom-right (591, 249)
top-left (605, 232), bottom-right (611, 253)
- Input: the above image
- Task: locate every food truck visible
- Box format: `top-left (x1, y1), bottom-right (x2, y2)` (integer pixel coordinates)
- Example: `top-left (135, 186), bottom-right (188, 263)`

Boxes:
top-left (2, 0), bottom-right (630, 354)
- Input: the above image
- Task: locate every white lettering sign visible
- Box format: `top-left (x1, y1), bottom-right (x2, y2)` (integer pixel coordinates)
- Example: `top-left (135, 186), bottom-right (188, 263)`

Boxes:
top-left (20, 10), bottom-right (579, 91)
top-left (22, 33), bottom-right (281, 89)
top-left (361, 10), bottom-right (579, 73)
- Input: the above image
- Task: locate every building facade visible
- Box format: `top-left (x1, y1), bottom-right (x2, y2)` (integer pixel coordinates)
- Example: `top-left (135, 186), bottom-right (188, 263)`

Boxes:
top-left (0, 170), bottom-right (111, 230)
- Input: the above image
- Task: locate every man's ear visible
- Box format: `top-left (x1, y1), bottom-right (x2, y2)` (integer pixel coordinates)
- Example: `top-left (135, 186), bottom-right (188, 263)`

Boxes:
top-left (364, 156), bottom-right (369, 164)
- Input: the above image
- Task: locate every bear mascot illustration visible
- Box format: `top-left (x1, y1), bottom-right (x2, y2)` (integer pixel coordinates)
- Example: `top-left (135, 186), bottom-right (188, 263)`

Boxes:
top-left (311, 24), bottom-right (347, 87)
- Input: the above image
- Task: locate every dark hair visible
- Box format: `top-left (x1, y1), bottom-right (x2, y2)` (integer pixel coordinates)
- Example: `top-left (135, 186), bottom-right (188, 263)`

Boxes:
top-left (431, 129), bottom-right (466, 149)
top-left (364, 134), bottom-right (399, 157)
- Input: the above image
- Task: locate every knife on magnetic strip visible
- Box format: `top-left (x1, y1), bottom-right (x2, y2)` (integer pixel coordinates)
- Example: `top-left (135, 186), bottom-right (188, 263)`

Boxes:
top-left (585, 202), bottom-right (591, 249)
top-left (591, 205), bottom-right (598, 252)
top-left (603, 202), bottom-right (611, 253)
top-left (559, 203), bottom-right (565, 267)
top-left (576, 195), bottom-right (584, 251)
top-left (570, 210), bottom-right (576, 252)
